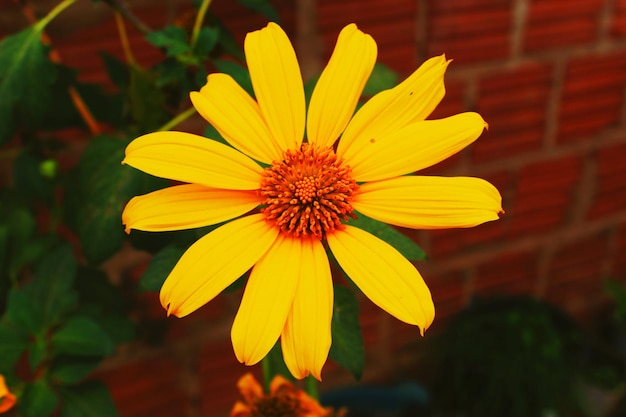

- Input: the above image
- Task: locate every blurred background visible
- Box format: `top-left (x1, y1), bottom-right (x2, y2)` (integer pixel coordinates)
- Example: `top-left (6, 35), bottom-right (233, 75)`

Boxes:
top-left (1, 0), bottom-right (626, 416)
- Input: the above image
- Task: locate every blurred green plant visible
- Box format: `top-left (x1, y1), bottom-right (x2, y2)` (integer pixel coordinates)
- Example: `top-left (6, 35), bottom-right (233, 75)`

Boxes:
top-left (420, 296), bottom-right (586, 417)
top-left (0, 0), bottom-right (407, 414)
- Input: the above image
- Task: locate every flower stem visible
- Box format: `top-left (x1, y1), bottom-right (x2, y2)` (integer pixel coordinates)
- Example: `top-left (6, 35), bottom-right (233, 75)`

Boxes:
top-left (114, 11), bottom-right (136, 66)
top-left (305, 375), bottom-right (319, 400)
top-left (34, 0), bottom-right (78, 32)
top-left (158, 107), bottom-right (197, 132)
top-left (190, 0), bottom-right (213, 49)
top-left (261, 355), bottom-right (272, 392)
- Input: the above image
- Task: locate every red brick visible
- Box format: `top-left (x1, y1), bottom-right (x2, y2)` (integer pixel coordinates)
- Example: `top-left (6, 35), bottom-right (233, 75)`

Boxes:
top-left (429, 78), bottom-right (466, 120)
top-left (508, 156), bottom-right (582, 237)
top-left (317, 0), bottom-right (418, 74)
top-left (199, 340), bottom-right (259, 416)
top-left (557, 52), bottom-right (626, 143)
top-left (588, 142), bottom-right (626, 219)
top-left (474, 250), bottom-right (539, 296)
top-left (612, 0), bottom-right (626, 38)
top-left (613, 224), bottom-right (626, 277)
top-left (99, 355), bottom-right (191, 417)
top-left (545, 233), bottom-right (609, 305)
top-left (473, 64), bottom-right (552, 163)
top-left (426, 0), bottom-right (512, 65)
top-left (524, 0), bottom-right (603, 51)
top-left (423, 269), bottom-right (467, 319)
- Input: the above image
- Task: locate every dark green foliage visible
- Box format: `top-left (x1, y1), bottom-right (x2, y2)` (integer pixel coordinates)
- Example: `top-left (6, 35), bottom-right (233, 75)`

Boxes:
top-left (330, 285), bottom-right (365, 380)
top-left (423, 296), bottom-right (585, 417)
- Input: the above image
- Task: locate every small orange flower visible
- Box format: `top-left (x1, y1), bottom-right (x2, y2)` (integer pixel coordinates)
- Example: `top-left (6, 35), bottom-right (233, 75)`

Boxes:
top-left (231, 373), bottom-right (344, 417)
top-left (0, 376), bottom-right (16, 413)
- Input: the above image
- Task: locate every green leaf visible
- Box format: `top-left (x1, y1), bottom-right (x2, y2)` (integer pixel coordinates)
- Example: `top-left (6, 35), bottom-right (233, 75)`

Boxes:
top-left (0, 26), bottom-right (58, 144)
top-left (350, 213), bottom-right (427, 261)
top-left (0, 322), bottom-right (29, 372)
top-left (128, 65), bottom-right (169, 133)
top-left (13, 151), bottom-right (56, 206)
top-left (100, 52), bottom-right (129, 90)
top-left (146, 26), bottom-right (191, 59)
top-left (50, 356), bottom-right (101, 385)
top-left (71, 135), bottom-right (166, 264)
top-left (139, 245), bottom-right (186, 292)
top-left (329, 285), bottom-right (364, 380)
top-left (234, 0), bottom-right (280, 22)
top-left (362, 63), bottom-right (398, 97)
top-left (213, 59), bottom-right (254, 96)
top-left (30, 245), bottom-right (79, 327)
top-left (59, 381), bottom-right (119, 417)
top-left (19, 379), bottom-right (59, 417)
top-left (6, 289), bottom-right (43, 334)
top-left (51, 316), bottom-right (114, 357)
top-left (28, 333), bottom-right (49, 372)
top-left (193, 26), bottom-right (220, 58)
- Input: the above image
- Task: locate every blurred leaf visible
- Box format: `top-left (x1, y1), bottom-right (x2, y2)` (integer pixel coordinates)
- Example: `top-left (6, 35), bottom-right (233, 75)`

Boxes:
top-left (13, 151), bottom-right (56, 206)
top-left (59, 381), bottom-right (119, 417)
top-left (213, 59), bottom-right (254, 96)
top-left (147, 26), bottom-right (191, 59)
top-left (28, 334), bottom-right (48, 372)
top-left (19, 379), bottom-right (59, 417)
top-left (5, 289), bottom-right (43, 334)
top-left (100, 52), bottom-right (129, 90)
top-left (129, 65), bottom-right (169, 133)
top-left (73, 267), bottom-right (136, 343)
top-left (329, 285), bottom-right (364, 380)
top-left (50, 356), bottom-right (101, 385)
top-left (30, 245), bottom-right (78, 327)
top-left (0, 322), bottom-right (28, 372)
top-left (51, 316), bottom-right (114, 357)
top-left (0, 27), bottom-right (58, 144)
top-left (71, 135), bottom-right (166, 264)
top-left (194, 26), bottom-right (220, 58)
top-left (350, 213), bottom-right (427, 260)
top-left (140, 245), bottom-right (186, 292)
top-left (235, 0), bottom-right (280, 22)
top-left (362, 63), bottom-right (398, 97)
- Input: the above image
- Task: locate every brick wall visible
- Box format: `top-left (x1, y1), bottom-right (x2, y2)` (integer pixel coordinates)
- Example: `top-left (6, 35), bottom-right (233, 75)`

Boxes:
top-left (4, 0), bottom-right (626, 415)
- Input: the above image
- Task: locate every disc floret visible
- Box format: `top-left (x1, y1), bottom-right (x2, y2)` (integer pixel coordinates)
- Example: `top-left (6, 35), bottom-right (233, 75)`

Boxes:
top-left (260, 143), bottom-right (358, 239)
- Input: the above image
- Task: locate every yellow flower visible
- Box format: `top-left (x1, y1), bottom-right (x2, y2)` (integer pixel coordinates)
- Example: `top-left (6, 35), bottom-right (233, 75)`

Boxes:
top-left (231, 373), bottom-right (344, 417)
top-left (0, 375), bottom-right (16, 413)
top-left (122, 23), bottom-right (502, 379)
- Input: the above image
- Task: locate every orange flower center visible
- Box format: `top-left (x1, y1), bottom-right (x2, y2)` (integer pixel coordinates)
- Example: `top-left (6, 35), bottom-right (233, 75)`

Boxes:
top-left (260, 143), bottom-right (358, 239)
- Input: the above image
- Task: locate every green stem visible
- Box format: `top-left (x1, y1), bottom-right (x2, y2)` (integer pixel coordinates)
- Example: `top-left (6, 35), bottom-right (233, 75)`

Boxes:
top-left (261, 356), bottom-right (272, 392)
top-left (34, 0), bottom-right (78, 32)
top-left (158, 107), bottom-right (197, 132)
top-left (190, 0), bottom-right (213, 49)
top-left (305, 375), bottom-right (319, 400)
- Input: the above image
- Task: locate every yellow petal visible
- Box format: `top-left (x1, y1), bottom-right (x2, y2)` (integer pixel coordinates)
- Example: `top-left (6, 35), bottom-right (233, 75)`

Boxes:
top-left (122, 184), bottom-right (261, 233)
top-left (280, 239), bottom-right (332, 380)
top-left (231, 235), bottom-right (301, 366)
top-left (327, 226), bottom-right (434, 332)
top-left (338, 55), bottom-right (449, 160)
top-left (353, 176), bottom-right (503, 229)
top-left (160, 213), bottom-right (278, 317)
top-left (190, 74), bottom-right (283, 164)
top-left (124, 131), bottom-right (263, 190)
top-left (307, 24), bottom-right (377, 148)
top-left (349, 113), bottom-right (488, 182)
top-left (245, 22), bottom-right (305, 151)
